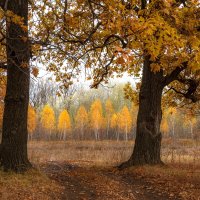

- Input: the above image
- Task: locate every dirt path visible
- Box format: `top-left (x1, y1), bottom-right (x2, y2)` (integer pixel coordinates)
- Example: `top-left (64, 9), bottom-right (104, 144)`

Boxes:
top-left (41, 161), bottom-right (185, 200)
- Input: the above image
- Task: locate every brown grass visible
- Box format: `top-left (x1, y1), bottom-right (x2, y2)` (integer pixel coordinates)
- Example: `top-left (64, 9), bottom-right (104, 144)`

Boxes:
top-left (28, 140), bottom-right (134, 166)
top-left (28, 139), bottom-right (200, 169)
top-left (0, 169), bottom-right (63, 200)
top-left (9, 139), bottom-right (197, 200)
top-left (122, 165), bottom-right (200, 200)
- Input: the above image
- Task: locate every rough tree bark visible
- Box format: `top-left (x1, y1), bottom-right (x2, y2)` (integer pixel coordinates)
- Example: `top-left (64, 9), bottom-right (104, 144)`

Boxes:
top-left (119, 53), bottom-right (190, 168)
top-left (120, 56), bottom-right (165, 168)
top-left (0, 0), bottom-right (32, 172)
top-left (119, 0), bottom-right (165, 168)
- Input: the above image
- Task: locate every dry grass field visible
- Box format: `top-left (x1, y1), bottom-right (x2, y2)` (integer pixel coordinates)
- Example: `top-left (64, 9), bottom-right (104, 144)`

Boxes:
top-left (28, 139), bottom-right (200, 168)
top-left (27, 139), bottom-right (200, 200)
top-left (0, 169), bottom-right (63, 200)
top-left (1, 139), bottom-right (199, 200)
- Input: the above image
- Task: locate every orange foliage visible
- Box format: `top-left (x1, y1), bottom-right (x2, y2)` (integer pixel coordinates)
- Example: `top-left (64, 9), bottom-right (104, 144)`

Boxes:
top-left (111, 113), bottom-right (118, 130)
top-left (75, 106), bottom-right (88, 139)
top-left (161, 119), bottom-right (169, 136)
top-left (41, 104), bottom-right (55, 134)
top-left (90, 99), bottom-right (103, 140)
top-left (58, 109), bottom-right (71, 140)
top-left (28, 105), bottom-right (37, 138)
top-left (105, 99), bottom-right (114, 135)
top-left (118, 106), bottom-right (132, 140)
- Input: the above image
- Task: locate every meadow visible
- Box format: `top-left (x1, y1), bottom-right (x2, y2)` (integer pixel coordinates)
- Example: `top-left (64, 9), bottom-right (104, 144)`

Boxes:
top-left (28, 139), bottom-right (200, 168)
top-left (0, 139), bottom-right (199, 200)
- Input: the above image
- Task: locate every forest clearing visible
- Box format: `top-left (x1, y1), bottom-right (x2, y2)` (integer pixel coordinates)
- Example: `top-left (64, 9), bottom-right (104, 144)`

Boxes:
top-left (28, 140), bottom-right (200, 167)
top-left (0, 140), bottom-right (199, 200)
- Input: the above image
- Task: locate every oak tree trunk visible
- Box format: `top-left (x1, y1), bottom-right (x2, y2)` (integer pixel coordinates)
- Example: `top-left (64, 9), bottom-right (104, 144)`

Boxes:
top-left (0, 0), bottom-right (31, 172)
top-left (120, 56), bottom-right (164, 168)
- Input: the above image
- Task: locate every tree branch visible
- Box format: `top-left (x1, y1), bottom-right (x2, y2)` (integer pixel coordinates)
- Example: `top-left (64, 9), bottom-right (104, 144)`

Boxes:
top-left (103, 34), bottom-right (127, 48)
top-left (170, 86), bottom-right (198, 103)
top-left (89, 34), bottom-right (128, 88)
top-left (162, 62), bottom-right (187, 87)
top-left (169, 76), bottom-right (199, 103)
top-left (176, 78), bottom-right (199, 103)
top-left (84, 22), bottom-right (102, 44)
top-left (59, 22), bottom-right (101, 45)
top-left (88, 0), bottom-right (96, 23)
top-left (91, 55), bottom-right (115, 88)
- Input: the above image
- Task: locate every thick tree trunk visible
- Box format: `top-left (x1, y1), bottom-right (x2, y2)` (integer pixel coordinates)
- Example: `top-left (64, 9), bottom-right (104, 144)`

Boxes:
top-left (0, 0), bottom-right (31, 172)
top-left (120, 56), bottom-right (164, 168)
